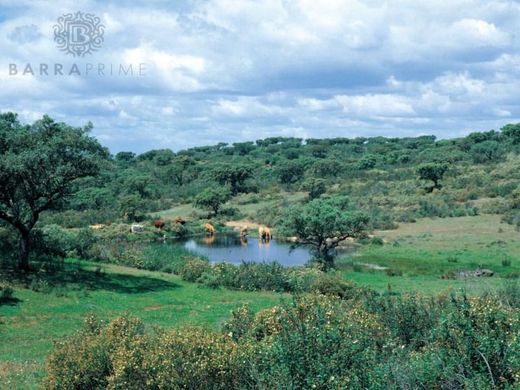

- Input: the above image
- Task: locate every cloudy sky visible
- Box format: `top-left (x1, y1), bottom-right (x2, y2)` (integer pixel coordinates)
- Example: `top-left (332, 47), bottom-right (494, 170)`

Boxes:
top-left (1, 0), bottom-right (520, 152)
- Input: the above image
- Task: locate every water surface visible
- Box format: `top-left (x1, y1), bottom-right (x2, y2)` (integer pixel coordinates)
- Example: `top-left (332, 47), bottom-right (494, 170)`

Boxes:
top-left (172, 234), bottom-right (312, 266)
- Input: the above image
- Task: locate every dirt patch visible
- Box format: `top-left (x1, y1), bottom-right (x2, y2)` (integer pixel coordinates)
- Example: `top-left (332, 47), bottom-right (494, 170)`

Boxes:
top-left (0, 361), bottom-right (42, 377)
top-left (143, 304), bottom-right (167, 311)
top-left (225, 220), bottom-right (261, 230)
top-left (359, 262), bottom-right (388, 271)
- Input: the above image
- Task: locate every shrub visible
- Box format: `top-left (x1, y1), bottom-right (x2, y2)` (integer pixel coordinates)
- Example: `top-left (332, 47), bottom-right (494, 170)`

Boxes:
top-left (44, 292), bottom-right (520, 389)
top-left (179, 258), bottom-right (211, 282)
top-left (0, 284), bottom-right (14, 302)
top-left (73, 228), bottom-right (97, 259)
top-left (29, 277), bottom-right (52, 293)
top-left (222, 304), bottom-right (255, 341)
top-left (385, 268), bottom-right (403, 277)
top-left (370, 236), bottom-right (384, 245)
top-left (447, 255), bottom-right (459, 263)
top-left (32, 224), bottom-right (74, 258)
top-left (44, 315), bottom-right (243, 390)
top-left (309, 272), bottom-right (362, 299)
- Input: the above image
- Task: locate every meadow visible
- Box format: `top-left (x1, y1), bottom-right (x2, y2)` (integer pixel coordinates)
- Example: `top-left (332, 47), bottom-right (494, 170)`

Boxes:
top-left (1, 115), bottom-right (520, 388)
top-left (338, 214), bottom-right (519, 294)
top-left (0, 261), bottom-right (282, 389)
top-left (2, 214), bottom-right (519, 388)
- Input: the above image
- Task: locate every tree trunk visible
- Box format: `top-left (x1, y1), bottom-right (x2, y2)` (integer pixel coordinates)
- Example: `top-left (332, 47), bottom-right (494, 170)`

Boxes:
top-left (18, 231), bottom-right (30, 271)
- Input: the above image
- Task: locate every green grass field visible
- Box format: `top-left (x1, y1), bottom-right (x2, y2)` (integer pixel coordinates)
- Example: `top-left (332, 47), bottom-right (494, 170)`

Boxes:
top-left (0, 261), bottom-right (282, 389)
top-left (338, 214), bottom-right (519, 294)
top-left (1, 214), bottom-right (518, 388)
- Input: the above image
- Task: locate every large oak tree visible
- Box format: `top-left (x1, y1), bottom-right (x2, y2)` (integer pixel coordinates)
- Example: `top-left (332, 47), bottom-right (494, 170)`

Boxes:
top-left (0, 113), bottom-right (107, 270)
top-left (281, 197), bottom-right (369, 270)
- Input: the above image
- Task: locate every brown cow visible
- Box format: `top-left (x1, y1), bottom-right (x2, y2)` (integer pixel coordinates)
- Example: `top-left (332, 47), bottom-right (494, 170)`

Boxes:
top-left (154, 219), bottom-right (166, 230)
top-left (174, 217), bottom-right (186, 225)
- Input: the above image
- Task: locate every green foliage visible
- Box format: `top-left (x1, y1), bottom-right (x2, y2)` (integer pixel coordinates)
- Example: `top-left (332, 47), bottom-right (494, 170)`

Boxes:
top-left (0, 113), bottom-right (106, 269)
top-left (194, 186), bottom-right (232, 216)
top-left (275, 160), bottom-right (306, 184)
top-left (281, 198), bottom-right (369, 269)
top-left (0, 283), bottom-right (14, 302)
top-left (356, 153), bottom-right (377, 170)
top-left (302, 178), bottom-right (327, 199)
top-left (179, 258), bottom-right (212, 282)
top-left (44, 292), bottom-right (520, 389)
top-left (417, 162), bottom-right (448, 191)
top-left (210, 163), bottom-right (253, 195)
top-left (471, 140), bottom-right (504, 163)
top-left (119, 194), bottom-right (146, 222)
top-left (501, 123), bottom-right (520, 144)
top-left (74, 228), bottom-right (98, 259)
top-left (43, 315), bottom-right (243, 390)
top-left (198, 262), bottom-right (287, 292)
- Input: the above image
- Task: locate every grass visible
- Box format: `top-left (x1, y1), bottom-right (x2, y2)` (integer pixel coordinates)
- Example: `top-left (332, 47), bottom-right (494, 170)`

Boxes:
top-left (2, 214), bottom-right (518, 388)
top-left (0, 260), bottom-right (282, 389)
top-left (338, 214), bottom-right (519, 293)
top-left (150, 191), bottom-right (307, 221)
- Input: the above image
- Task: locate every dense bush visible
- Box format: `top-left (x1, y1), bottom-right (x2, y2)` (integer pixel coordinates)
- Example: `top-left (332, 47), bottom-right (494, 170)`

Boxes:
top-left (179, 258), bottom-right (212, 282)
top-left (0, 283), bottom-right (14, 302)
top-left (44, 291), bottom-right (520, 389)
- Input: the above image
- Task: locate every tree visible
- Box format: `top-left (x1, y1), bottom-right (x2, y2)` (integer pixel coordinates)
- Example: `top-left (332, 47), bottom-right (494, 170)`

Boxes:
top-left (232, 142), bottom-right (255, 156)
top-left (280, 198), bottom-right (368, 270)
top-left (470, 141), bottom-right (503, 163)
top-left (194, 186), bottom-right (232, 216)
top-left (417, 163), bottom-right (448, 192)
top-left (311, 159), bottom-right (341, 177)
top-left (115, 151), bottom-right (135, 163)
top-left (167, 155), bottom-right (196, 186)
top-left (124, 175), bottom-right (158, 198)
top-left (501, 123), bottom-right (520, 144)
top-left (275, 160), bottom-right (305, 185)
top-left (211, 163), bottom-right (253, 195)
top-left (0, 113), bottom-right (106, 270)
top-left (356, 154), bottom-right (377, 170)
top-left (119, 194), bottom-right (146, 222)
top-left (302, 178), bottom-right (327, 200)
top-left (71, 188), bottom-right (115, 211)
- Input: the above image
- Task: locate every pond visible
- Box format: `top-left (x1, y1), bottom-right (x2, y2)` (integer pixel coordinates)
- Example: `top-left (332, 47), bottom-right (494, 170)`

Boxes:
top-left (171, 234), bottom-right (313, 266)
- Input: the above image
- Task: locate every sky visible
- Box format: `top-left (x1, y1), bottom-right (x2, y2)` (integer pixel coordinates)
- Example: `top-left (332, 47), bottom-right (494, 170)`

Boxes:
top-left (1, 0), bottom-right (520, 153)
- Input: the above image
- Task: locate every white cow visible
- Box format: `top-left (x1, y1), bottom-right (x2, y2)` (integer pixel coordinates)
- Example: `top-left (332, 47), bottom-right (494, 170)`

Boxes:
top-left (130, 224), bottom-right (144, 233)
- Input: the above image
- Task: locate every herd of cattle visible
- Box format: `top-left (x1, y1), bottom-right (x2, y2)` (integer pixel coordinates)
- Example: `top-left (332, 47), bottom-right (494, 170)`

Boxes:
top-left (89, 218), bottom-right (273, 241)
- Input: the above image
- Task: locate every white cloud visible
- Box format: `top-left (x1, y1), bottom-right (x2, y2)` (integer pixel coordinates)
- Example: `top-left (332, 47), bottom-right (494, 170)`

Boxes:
top-left (1, 0), bottom-right (520, 152)
top-left (450, 18), bottom-right (510, 47)
top-left (211, 97), bottom-right (285, 117)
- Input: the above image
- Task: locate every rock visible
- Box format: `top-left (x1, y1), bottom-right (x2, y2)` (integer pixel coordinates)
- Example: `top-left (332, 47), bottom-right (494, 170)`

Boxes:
top-left (457, 268), bottom-right (494, 278)
top-left (474, 268), bottom-right (494, 277)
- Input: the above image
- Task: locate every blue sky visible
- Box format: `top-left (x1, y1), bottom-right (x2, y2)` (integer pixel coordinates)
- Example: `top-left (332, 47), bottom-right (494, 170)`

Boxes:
top-left (1, 0), bottom-right (520, 152)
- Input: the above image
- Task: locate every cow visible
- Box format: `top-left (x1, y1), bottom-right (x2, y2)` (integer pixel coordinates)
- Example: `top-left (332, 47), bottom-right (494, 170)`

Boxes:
top-left (240, 226), bottom-right (248, 237)
top-left (174, 217), bottom-right (186, 225)
top-left (89, 224), bottom-right (106, 230)
top-left (203, 223), bottom-right (215, 236)
top-left (154, 219), bottom-right (166, 230)
top-left (130, 224), bottom-right (144, 233)
top-left (258, 226), bottom-right (272, 242)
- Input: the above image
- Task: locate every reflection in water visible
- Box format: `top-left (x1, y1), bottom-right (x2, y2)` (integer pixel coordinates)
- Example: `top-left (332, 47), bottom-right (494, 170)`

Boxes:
top-left (203, 235), bottom-right (216, 245)
top-left (258, 240), bottom-right (270, 248)
top-left (173, 233), bottom-right (311, 266)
